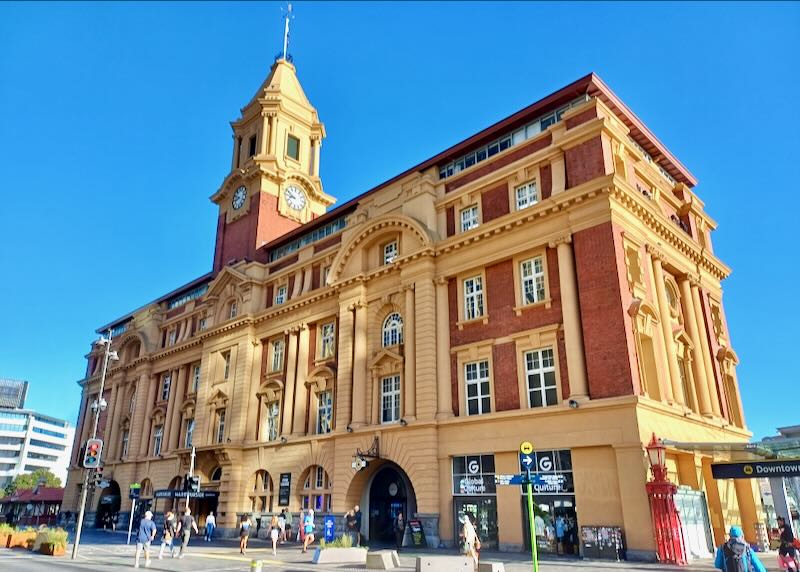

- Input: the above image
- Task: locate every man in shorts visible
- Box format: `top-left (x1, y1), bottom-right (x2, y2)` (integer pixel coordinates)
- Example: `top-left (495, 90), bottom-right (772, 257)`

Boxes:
top-left (176, 507), bottom-right (199, 559)
top-left (134, 510), bottom-right (157, 568)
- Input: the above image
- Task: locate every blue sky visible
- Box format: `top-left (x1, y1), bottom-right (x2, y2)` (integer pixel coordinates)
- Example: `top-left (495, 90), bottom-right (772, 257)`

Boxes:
top-left (0, 2), bottom-right (797, 440)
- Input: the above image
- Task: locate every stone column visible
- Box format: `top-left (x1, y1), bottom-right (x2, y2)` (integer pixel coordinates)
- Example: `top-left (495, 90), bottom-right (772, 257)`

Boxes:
top-left (168, 366), bottom-right (187, 451)
top-left (231, 134), bottom-right (239, 170)
top-left (550, 152), bottom-right (566, 195)
top-left (679, 278), bottom-right (713, 416)
top-left (551, 236), bottom-right (589, 400)
top-left (351, 302), bottom-right (368, 428)
top-left (371, 373), bottom-right (380, 426)
top-left (104, 381), bottom-right (120, 460)
top-left (292, 326), bottom-right (310, 435)
top-left (313, 138), bottom-right (321, 177)
top-left (644, 249), bottom-right (674, 403)
top-left (246, 340), bottom-right (264, 441)
top-left (138, 374), bottom-right (157, 457)
top-left (260, 112), bottom-right (269, 155)
top-left (281, 330), bottom-right (299, 435)
top-left (162, 368), bottom-right (179, 452)
top-left (435, 278), bottom-right (453, 419)
top-left (335, 305), bottom-right (354, 428)
top-left (650, 253), bottom-right (684, 405)
top-left (403, 285), bottom-right (417, 421)
top-left (691, 284), bottom-right (721, 416)
top-left (267, 114), bottom-right (277, 155)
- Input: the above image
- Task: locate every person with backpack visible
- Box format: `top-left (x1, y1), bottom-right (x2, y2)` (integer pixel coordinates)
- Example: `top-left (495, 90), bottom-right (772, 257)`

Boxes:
top-left (714, 525), bottom-right (767, 572)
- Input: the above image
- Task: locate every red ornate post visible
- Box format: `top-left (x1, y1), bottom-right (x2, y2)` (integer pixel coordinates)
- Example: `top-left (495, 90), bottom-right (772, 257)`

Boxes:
top-left (645, 434), bottom-right (687, 565)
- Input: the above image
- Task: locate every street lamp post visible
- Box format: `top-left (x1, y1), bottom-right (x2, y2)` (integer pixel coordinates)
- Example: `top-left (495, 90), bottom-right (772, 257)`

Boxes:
top-left (645, 433), bottom-right (687, 565)
top-left (71, 330), bottom-right (118, 560)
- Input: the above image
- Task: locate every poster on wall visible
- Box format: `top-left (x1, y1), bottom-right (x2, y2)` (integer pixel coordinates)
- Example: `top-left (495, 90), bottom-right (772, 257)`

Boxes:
top-left (278, 473), bottom-right (292, 506)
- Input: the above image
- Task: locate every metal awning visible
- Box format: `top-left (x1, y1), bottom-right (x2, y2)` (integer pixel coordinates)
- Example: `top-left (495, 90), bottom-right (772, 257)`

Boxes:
top-left (663, 439), bottom-right (800, 461)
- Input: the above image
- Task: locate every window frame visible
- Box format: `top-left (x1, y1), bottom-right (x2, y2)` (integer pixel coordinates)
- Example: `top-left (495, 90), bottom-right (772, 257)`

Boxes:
top-left (274, 285), bottom-right (287, 305)
top-left (152, 424), bottom-right (163, 456)
top-left (191, 364), bottom-right (201, 393)
top-left (270, 338), bottom-right (285, 373)
top-left (316, 390), bottom-right (333, 435)
top-left (222, 351), bottom-right (231, 380)
top-left (265, 401), bottom-right (280, 442)
top-left (160, 374), bottom-right (171, 402)
top-left (381, 312), bottom-right (404, 347)
top-left (215, 408), bottom-right (226, 444)
top-left (286, 134), bottom-right (300, 161)
top-left (524, 347), bottom-right (558, 409)
top-left (460, 204), bottom-right (480, 232)
top-left (515, 180), bottom-right (539, 210)
top-left (184, 418), bottom-right (195, 449)
top-left (512, 249), bottom-right (551, 315)
top-left (380, 375), bottom-right (401, 424)
top-left (464, 360), bottom-right (492, 416)
top-left (319, 322), bottom-right (336, 360)
top-left (121, 429), bottom-right (129, 458)
top-left (462, 275), bottom-right (485, 322)
top-left (383, 240), bottom-right (398, 265)
top-left (513, 324), bottom-right (563, 410)
top-left (229, 301), bottom-right (238, 319)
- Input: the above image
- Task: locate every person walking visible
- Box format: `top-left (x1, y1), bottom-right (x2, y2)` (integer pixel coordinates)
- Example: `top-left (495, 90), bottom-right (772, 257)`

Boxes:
top-left (176, 507), bottom-right (198, 559)
top-left (354, 504), bottom-right (362, 547)
top-left (270, 513), bottom-right (280, 556)
top-left (239, 515), bottom-right (252, 555)
top-left (278, 509), bottom-right (287, 543)
top-left (459, 513), bottom-right (480, 571)
top-left (345, 509), bottom-right (357, 545)
top-left (204, 511), bottom-right (216, 542)
top-left (297, 509), bottom-right (305, 543)
top-left (158, 509), bottom-right (177, 559)
top-left (302, 509), bottom-right (316, 553)
top-left (393, 511), bottom-right (405, 551)
top-left (714, 525), bottom-right (767, 572)
top-left (778, 517), bottom-right (798, 564)
top-left (134, 510), bottom-right (157, 569)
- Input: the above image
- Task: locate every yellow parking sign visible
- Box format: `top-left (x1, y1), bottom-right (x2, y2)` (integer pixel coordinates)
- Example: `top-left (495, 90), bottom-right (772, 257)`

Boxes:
top-left (520, 441), bottom-right (533, 455)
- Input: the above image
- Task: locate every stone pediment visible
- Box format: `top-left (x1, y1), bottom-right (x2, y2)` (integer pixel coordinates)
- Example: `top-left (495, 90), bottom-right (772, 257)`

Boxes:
top-left (206, 388), bottom-right (230, 407)
top-left (369, 348), bottom-right (403, 377)
top-left (205, 267), bottom-right (251, 300)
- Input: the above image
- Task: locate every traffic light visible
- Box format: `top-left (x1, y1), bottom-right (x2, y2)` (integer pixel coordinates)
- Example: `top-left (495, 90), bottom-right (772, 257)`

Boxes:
top-left (186, 476), bottom-right (200, 493)
top-left (91, 467), bottom-right (105, 488)
top-left (83, 438), bottom-right (103, 469)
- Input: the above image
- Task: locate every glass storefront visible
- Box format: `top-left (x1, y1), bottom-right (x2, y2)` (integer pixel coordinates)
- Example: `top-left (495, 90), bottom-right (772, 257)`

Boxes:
top-left (520, 449), bottom-right (578, 556)
top-left (452, 454), bottom-right (499, 549)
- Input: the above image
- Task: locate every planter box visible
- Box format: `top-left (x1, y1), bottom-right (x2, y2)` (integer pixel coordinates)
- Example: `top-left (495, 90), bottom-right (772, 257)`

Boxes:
top-left (0, 533), bottom-right (11, 548)
top-left (8, 532), bottom-right (36, 549)
top-left (40, 542), bottom-right (66, 556)
top-left (312, 546), bottom-right (368, 564)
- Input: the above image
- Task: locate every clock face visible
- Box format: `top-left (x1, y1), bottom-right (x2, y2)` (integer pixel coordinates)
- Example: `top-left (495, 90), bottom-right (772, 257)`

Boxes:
top-left (284, 185), bottom-right (307, 211)
top-left (232, 186), bottom-right (247, 210)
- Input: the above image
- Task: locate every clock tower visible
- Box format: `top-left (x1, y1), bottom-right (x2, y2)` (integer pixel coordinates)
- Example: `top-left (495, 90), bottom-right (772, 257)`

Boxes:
top-left (211, 56), bottom-right (335, 272)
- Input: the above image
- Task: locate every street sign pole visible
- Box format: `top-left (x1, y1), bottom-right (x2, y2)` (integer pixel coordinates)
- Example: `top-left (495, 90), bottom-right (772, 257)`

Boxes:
top-left (186, 446), bottom-right (196, 511)
top-left (519, 441), bottom-right (539, 572)
top-left (127, 498), bottom-right (136, 545)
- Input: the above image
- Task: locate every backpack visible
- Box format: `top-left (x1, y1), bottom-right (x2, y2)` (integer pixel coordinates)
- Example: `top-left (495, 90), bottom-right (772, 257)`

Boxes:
top-left (722, 541), bottom-right (747, 572)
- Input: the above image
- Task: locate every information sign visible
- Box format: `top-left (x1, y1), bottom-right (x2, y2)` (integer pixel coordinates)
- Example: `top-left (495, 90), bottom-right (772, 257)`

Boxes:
top-left (278, 472), bottom-right (292, 506)
top-left (712, 460), bottom-right (800, 479)
top-left (324, 515), bottom-right (336, 542)
top-left (408, 519), bottom-right (428, 547)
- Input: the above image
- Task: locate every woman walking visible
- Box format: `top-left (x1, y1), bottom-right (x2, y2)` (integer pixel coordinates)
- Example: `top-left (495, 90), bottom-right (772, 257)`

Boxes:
top-left (158, 509), bottom-right (177, 559)
top-left (239, 515), bottom-right (252, 555)
top-left (459, 513), bottom-right (480, 571)
top-left (302, 509), bottom-right (316, 553)
top-left (270, 513), bottom-right (280, 556)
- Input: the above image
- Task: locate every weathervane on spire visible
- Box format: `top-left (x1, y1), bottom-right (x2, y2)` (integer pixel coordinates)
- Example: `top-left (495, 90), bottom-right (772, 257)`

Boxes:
top-left (281, 2), bottom-right (294, 62)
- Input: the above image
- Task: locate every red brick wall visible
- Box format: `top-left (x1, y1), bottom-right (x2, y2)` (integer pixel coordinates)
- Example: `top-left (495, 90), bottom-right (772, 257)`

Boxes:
top-left (565, 136), bottom-right (607, 189)
top-left (446, 207), bottom-right (455, 237)
top-left (311, 264), bottom-right (321, 290)
top-left (445, 134), bottom-right (552, 193)
top-left (265, 284), bottom-right (274, 309)
top-left (314, 232), bottom-right (342, 253)
top-left (540, 164), bottom-right (552, 200)
top-left (255, 194), bottom-right (302, 256)
top-left (565, 107), bottom-right (598, 130)
top-left (572, 223), bottom-right (637, 398)
top-left (481, 183), bottom-right (510, 224)
top-left (269, 254), bottom-right (299, 273)
top-left (493, 342), bottom-right (519, 411)
top-left (288, 275), bottom-right (295, 297)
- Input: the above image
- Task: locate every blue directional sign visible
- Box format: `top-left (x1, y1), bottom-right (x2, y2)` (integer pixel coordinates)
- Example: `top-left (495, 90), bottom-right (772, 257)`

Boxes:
top-left (520, 452), bottom-right (535, 471)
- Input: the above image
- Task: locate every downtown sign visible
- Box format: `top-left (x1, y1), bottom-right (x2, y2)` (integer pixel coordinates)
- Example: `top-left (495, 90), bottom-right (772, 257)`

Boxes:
top-left (711, 459), bottom-right (800, 479)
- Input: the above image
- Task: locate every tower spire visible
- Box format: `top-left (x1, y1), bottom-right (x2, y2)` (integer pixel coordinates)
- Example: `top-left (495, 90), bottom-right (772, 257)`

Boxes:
top-left (282, 3), bottom-right (293, 61)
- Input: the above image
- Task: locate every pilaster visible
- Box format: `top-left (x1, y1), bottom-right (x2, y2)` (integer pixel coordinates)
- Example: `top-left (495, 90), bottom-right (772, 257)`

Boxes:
top-left (292, 325), bottom-right (310, 435)
top-left (403, 284), bottom-right (416, 421)
top-left (351, 301), bottom-right (368, 428)
top-left (435, 278), bottom-right (453, 419)
top-left (281, 329), bottom-right (299, 435)
top-left (679, 277), bottom-right (713, 416)
top-left (690, 282), bottom-right (721, 416)
top-left (650, 251), bottom-right (684, 405)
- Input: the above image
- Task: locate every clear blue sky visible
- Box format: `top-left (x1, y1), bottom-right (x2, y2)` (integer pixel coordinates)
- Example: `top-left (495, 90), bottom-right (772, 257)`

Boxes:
top-left (1, 2), bottom-right (797, 440)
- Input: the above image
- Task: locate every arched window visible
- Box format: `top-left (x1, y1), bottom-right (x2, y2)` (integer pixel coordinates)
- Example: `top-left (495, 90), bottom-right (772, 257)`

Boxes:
top-left (300, 465), bottom-right (332, 513)
top-left (210, 467), bottom-right (223, 481)
top-left (140, 478), bottom-right (153, 498)
top-left (382, 313), bottom-right (403, 347)
top-left (250, 470), bottom-right (273, 512)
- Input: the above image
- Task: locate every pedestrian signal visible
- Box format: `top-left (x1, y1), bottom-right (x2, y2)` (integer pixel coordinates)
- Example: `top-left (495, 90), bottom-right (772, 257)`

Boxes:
top-left (83, 438), bottom-right (103, 468)
top-left (187, 476), bottom-right (200, 493)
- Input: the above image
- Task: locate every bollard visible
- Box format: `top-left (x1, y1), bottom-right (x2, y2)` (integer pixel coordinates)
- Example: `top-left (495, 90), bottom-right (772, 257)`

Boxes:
top-left (250, 559), bottom-right (263, 572)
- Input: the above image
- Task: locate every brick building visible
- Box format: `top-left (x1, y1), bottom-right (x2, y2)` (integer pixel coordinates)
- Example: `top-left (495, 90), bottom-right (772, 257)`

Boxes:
top-left (63, 55), bottom-right (761, 559)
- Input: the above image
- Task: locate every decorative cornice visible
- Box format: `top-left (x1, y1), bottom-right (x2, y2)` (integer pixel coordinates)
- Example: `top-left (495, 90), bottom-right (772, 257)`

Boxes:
top-left (547, 233), bottom-right (572, 248)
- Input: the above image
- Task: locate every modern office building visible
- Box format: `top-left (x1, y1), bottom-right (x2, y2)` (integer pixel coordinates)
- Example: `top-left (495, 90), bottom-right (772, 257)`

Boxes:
top-left (63, 50), bottom-right (760, 559)
top-left (0, 405), bottom-right (75, 487)
top-left (0, 378), bottom-right (29, 409)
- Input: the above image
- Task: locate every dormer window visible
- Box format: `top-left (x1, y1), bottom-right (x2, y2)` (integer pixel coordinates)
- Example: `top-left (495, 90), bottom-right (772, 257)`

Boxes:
top-left (248, 134), bottom-right (257, 157)
top-left (287, 134), bottom-right (300, 161)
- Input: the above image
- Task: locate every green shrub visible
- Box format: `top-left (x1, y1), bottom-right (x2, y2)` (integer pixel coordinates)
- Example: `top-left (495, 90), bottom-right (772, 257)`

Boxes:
top-left (319, 534), bottom-right (353, 549)
top-left (45, 528), bottom-right (68, 548)
top-left (0, 523), bottom-right (14, 535)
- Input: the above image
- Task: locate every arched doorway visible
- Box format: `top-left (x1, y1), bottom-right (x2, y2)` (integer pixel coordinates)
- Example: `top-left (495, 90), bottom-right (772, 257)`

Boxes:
top-left (366, 463), bottom-right (416, 545)
top-left (95, 480), bottom-right (121, 528)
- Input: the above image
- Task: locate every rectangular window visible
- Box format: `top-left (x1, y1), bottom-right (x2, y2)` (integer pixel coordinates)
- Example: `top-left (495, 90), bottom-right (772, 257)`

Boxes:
top-left (248, 134), bottom-right (257, 157)
top-left (199, 318), bottom-right (208, 330)
top-left (161, 374), bottom-right (171, 401)
top-left (515, 181), bottom-right (539, 210)
top-left (317, 390), bottom-right (332, 434)
top-left (223, 351), bottom-right (231, 380)
top-left (316, 466), bottom-right (325, 488)
top-left (460, 205), bottom-right (479, 232)
top-left (266, 402), bottom-right (280, 441)
top-left (381, 375), bottom-right (401, 424)
top-left (287, 134), bottom-right (300, 160)
top-left (520, 256), bottom-right (546, 305)
top-left (184, 418), bottom-right (195, 448)
top-left (320, 323), bottom-right (335, 359)
top-left (191, 365), bottom-right (201, 393)
top-left (271, 339), bottom-right (285, 372)
top-left (168, 329), bottom-right (177, 346)
top-left (383, 241), bottom-right (398, 264)
top-left (121, 430), bottom-right (129, 458)
top-left (215, 409), bottom-right (226, 443)
top-left (322, 266), bottom-right (331, 286)
top-left (129, 393), bottom-right (136, 414)
top-left (463, 276), bottom-right (485, 320)
top-left (153, 425), bottom-right (163, 456)
top-left (525, 348), bottom-right (558, 408)
top-left (229, 301), bottom-right (238, 319)
top-left (465, 361), bottom-right (491, 416)
top-left (274, 285), bottom-right (287, 305)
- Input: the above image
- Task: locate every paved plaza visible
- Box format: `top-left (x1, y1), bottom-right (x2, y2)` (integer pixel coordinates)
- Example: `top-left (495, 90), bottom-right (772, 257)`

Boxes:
top-left (0, 529), bottom-right (785, 571)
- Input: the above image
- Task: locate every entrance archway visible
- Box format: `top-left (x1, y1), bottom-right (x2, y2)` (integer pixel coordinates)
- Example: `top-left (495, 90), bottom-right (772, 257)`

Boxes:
top-left (95, 480), bottom-right (121, 528)
top-left (365, 463), bottom-right (417, 545)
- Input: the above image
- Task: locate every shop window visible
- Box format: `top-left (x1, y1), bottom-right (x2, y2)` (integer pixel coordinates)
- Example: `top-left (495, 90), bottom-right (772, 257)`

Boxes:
top-left (520, 256), bottom-right (546, 305)
top-left (382, 313), bottom-right (403, 347)
top-left (381, 375), bottom-right (401, 424)
top-left (525, 348), bottom-right (557, 408)
top-left (463, 276), bottom-right (485, 321)
top-left (465, 360), bottom-right (491, 416)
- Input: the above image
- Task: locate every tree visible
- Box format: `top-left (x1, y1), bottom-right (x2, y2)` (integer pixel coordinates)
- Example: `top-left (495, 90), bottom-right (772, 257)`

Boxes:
top-left (3, 468), bottom-right (62, 497)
